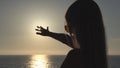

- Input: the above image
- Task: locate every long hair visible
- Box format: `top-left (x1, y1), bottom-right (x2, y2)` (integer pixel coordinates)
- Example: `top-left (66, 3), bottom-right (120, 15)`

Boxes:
top-left (65, 0), bottom-right (107, 68)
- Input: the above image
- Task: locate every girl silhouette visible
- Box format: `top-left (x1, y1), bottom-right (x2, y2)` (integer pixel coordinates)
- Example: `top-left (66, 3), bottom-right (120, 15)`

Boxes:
top-left (36, 0), bottom-right (108, 68)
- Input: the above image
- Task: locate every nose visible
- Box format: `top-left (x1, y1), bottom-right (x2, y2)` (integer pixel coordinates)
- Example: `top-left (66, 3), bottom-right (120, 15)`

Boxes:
top-left (64, 25), bottom-right (69, 33)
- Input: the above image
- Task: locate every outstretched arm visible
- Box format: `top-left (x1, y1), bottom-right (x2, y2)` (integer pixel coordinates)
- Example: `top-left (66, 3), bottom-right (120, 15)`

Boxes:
top-left (35, 26), bottom-right (73, 48)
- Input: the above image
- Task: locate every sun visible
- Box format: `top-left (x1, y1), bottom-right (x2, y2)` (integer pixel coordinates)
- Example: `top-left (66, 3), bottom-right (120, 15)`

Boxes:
top-left (29, 19), bottom-right (50, 37)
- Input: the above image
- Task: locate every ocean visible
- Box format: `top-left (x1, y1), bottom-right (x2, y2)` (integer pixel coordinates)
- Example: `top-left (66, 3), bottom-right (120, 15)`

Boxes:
top-left (0, 55), bottom-right (119, 68)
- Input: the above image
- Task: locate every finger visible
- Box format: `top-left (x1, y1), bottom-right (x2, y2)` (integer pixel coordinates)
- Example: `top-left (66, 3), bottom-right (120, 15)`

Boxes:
top-left (36, 32), bottom-right (42, 35)
top-left (47, 26), bottom-right (49, 31)
top-left (36, 26), bottom-right (44, 31)
top-left (40, 26), bottom-right (45, 30)
top-left (37, 26), bottom-right (40, 28)
top-left (35, 29), bottom-right (39, 31)
top-left (40, 26), bottom-right (43, 28)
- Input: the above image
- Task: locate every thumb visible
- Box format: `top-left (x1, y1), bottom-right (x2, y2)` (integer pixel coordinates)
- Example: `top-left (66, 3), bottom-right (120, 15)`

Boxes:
top-left (47, 26), bottom-right (49, 31)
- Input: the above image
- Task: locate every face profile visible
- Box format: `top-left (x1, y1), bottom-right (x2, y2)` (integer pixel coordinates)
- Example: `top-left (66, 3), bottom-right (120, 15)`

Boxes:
top-left (64, 22), bottom-right (69, 33)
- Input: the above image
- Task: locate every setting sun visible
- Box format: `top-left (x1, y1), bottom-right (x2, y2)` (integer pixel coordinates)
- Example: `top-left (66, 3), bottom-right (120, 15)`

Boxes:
top-left (30, 19), bottom-right (50, 36)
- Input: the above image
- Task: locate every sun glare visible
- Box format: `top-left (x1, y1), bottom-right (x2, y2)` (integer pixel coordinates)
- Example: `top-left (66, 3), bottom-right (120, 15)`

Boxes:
top-left (32, 19), bottom-right (49, 32)
top-left (29, 19), bottom-right (50, 38)
top-left (30, 55), bottom-right (48, 68)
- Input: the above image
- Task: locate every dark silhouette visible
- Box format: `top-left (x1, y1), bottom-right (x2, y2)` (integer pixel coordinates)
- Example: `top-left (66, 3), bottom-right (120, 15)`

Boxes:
top-left (36, 0), bottom-right (108, 68)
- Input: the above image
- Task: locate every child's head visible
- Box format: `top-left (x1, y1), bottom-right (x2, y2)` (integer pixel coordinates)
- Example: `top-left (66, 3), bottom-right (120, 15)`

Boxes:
top-left (65, 0), bottom-right (105, 47)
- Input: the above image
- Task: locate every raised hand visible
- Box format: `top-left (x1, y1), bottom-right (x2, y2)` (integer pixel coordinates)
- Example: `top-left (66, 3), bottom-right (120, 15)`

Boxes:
top-left (35, 26), bottom-right (50, 36)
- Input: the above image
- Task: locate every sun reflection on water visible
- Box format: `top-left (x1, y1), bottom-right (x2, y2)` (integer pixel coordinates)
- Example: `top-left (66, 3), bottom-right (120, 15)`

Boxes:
top-left (30, 55), bottom-right (48, 68)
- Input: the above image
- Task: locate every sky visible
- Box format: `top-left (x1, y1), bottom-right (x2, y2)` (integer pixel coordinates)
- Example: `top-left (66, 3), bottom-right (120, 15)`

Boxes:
top-left (0, 0), bottom-right (120, 55)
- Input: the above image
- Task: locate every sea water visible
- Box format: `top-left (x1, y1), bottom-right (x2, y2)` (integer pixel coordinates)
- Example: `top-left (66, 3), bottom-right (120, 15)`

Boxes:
top-left (0, 55), bottom-right (119, 68)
